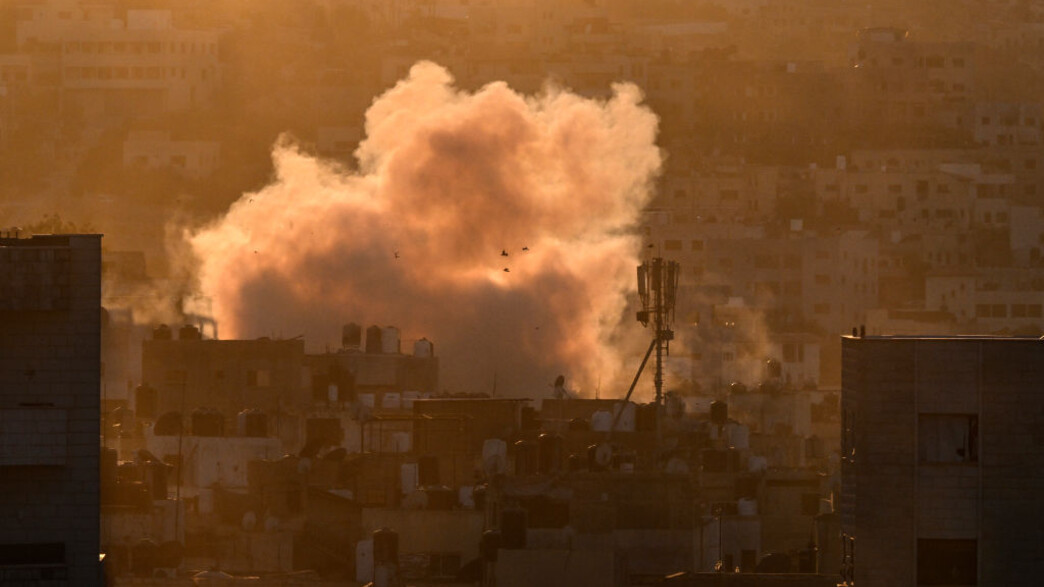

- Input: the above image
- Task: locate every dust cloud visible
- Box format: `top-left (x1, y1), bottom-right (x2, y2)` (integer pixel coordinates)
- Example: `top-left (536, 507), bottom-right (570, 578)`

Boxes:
top-left (189, 61), bottom-right (662, 394)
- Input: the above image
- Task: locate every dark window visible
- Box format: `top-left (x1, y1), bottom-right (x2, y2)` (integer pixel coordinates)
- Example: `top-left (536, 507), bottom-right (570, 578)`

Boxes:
top-left (919, 414), bottom-right (978, 463)
top-left (664, 240), bottom-right (682, 251)
top-left (0, 542), bottom-right (65, 565)
top-left (917, 539), bottom-right (976, 585)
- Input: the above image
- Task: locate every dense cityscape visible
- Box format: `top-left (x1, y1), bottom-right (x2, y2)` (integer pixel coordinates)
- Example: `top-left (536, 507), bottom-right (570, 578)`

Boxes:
top-left (1, 1), bottom-right (1043, 585)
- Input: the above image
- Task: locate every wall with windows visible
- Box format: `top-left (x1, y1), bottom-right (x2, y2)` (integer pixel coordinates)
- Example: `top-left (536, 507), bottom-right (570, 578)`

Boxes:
top-left (841, 336), bottom-right (1044, 586)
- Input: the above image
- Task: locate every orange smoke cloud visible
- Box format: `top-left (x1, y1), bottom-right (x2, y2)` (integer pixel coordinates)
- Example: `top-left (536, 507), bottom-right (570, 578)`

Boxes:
top-left (190, 62), bottom-right (661, 394)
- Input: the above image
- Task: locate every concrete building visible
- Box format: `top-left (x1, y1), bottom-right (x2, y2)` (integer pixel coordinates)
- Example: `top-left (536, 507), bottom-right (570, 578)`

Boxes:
top-left (841, 335), bottom-right (1044, 586)
top-left (122, 130), bottom-right (220, 179)
top-left (15, 3), bottom-right (221, 121)
top-left (0, 233), bottom-right (102, 585)
top-left (141, 331), bottom-right (308, 419)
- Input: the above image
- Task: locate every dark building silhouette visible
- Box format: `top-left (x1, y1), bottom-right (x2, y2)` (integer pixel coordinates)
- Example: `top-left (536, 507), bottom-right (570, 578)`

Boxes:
top-left (0, 234), bottom-right (102, 585)
top-left (841, 335), bottom-right (1044, 586)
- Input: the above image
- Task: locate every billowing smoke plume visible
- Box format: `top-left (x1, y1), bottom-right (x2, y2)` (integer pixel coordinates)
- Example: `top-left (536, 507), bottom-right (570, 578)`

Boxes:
top-left (190, 62), bottom-right (661, 394)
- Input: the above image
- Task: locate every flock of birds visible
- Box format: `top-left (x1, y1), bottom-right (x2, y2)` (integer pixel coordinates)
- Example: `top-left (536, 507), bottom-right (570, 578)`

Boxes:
top-left (499, 246), bottom-right (530, 272)
top-left (391, 245), bottom-right (530, 273)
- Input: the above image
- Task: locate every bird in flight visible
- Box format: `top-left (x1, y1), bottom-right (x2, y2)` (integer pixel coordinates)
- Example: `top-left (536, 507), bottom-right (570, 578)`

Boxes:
top-left (522, 246), bottom-right (529, 252)
top-left (501, 249), bottom-right (509, 257)
top-left (394, 251), bottom-right (400, 259)
top-left (503, 268), bottom-right (510, 272)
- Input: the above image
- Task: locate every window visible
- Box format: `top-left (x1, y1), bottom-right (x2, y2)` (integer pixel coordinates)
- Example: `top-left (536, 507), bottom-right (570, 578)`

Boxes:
top-left (814, 303), bottom-right (830, 314)
top-left (917, 539), bottom-right (976, 585)
top-left (664, 239), bottom-right (682, 251)
top-left (0, 542), bottom-right (65, 566)
top-left (691, 240), bottom-right (704, 251)
top-left (247, 370), bottom-right (271, 387)
top-left (919, 414), bottom-right (978, 463)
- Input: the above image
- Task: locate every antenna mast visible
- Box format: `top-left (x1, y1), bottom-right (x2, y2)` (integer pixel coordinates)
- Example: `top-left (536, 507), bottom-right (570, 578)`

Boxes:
top-left (636, 257), bottom-right (679, 407)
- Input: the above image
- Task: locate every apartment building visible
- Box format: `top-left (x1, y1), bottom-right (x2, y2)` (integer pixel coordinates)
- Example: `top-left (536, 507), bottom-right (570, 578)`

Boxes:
top-left (841, 335), bottom-right (1044, 585)
top-left (15, 3), bottom-right (220, 120)
top-left (0, 233), bottom-right (102, 585)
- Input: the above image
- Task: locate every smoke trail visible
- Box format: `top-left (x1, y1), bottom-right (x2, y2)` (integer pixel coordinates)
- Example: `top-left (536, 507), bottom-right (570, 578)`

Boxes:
top-left (190, 62), bottom-right (661, 394)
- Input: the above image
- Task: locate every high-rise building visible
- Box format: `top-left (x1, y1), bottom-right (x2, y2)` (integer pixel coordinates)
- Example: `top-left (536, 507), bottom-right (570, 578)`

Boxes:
top-left (841, 334), bottom-right (1044, 586)
top-left (0, 234), bottom-right (102, 585)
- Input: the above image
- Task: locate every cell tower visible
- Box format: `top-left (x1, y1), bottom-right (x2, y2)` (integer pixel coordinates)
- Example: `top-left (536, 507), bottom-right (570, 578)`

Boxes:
top-left (608, 256), bottom-right (680, 436)
top-left (636, 257), bottom-right (679, 406)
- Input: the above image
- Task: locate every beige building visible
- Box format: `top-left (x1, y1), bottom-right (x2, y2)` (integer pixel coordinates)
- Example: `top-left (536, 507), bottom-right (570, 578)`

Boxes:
top-left (122, 130), bottom-right (219, 179)
top-left (16, 3), bottom-right (220, 121)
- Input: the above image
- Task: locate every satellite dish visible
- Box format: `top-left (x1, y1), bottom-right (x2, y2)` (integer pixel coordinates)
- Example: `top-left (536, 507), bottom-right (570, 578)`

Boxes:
top-left (594, 443), bottom-right (613, 468)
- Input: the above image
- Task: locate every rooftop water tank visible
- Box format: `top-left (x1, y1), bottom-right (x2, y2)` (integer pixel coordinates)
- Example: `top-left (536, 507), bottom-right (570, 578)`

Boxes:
top-left (711, 400), bottom-right (728, 426)
top-left (590, 410), bottom-right (612, 432)
top-left (365, 325), bottom-right (382, 354)
top-left (154, 412), bottom-right (182, 436)
top-left (135, 384), bottom-right (158, 420)
top-left (413, 338), bottom-right (434, 358)
top-left (178, 324), bottom-right (201, 340)
top-left (237, 409), bottom-right (267, 438)
top-left (191, 408), bottom-right (224, 437)
top-left (372, 528), bottom-right (398, 565)
top-left (381, 392), bottom-right (402, 410)
top-left (381, 326), bottom-right (400, 354)
top-left (342, 323), bottom-right (362, 350)
top-left (613, 402), bottom-right (636, 432)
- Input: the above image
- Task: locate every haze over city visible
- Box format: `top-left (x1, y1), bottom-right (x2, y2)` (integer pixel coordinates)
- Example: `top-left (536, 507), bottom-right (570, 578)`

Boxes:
top-left (1, 1), bottom-right (1043, 586)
